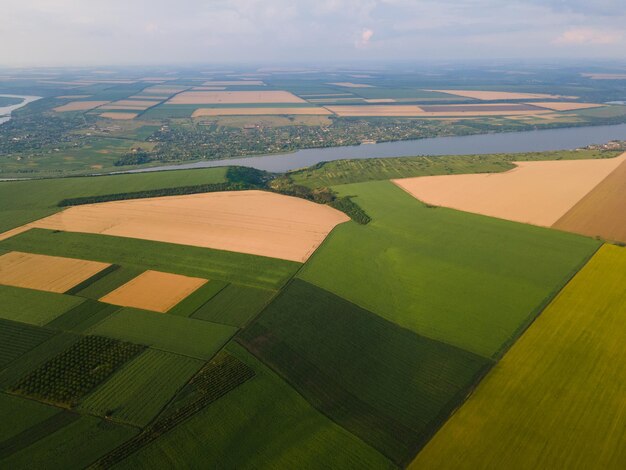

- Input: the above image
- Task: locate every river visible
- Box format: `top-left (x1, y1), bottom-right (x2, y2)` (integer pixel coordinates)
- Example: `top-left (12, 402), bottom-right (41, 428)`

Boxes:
top-left (0, 94), bottom-right (41, 125)
top-left (119, 122), bottom-right (626, 174)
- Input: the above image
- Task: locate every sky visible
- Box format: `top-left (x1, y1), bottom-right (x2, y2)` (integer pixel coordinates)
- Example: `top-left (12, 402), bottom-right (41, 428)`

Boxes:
top-left (2, 0), bottom-right (625, 66)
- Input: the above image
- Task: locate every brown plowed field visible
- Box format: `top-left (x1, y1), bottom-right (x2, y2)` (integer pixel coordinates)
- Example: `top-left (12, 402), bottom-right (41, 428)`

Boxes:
top-left (100, 270), bottom-right (207, 313)
top-left (19, 191), bottom-right (349, 262)
top-left (168, 91), bottom-right (305, 105)
top-left (0, 251), bottom-right (110, 293)
top-left (553, 156), bottom-right (626, 243)
top-left (393, 155), bottom-right (626, 227)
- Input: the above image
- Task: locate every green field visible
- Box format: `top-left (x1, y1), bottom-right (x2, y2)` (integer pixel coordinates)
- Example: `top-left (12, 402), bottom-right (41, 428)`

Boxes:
top-left (45, 300), bottom-right (121, 333)
top-left (289, 150), bottom-right (619, 188)
top-left (88, 308), bottom-right (237, 360)
top-left (168, 280), bottom-right (228, 317)
top-left (298, 181), bottom-right (600, 358)
top-left (116, 342), bottom-right (396, 470)
top-left (0, 229), bottom-right (300, 290)
top-left (0, 393), bottom-right (60, 443)
top-left (0, 166), bottom-right (227, 232)
top-left (239, 280), bottom-right (490, 465)
top-left (0, 285), bottom-right (84, 326)
top-left (72, 266), bottom-right (144, 300)
top-left (80, 349), bottom-right (203, 427)
top-left (0, 319), bottom-right (55, 369)
top-left (411, 244), bottom-right (626, 469)
top-left (191, 284), bottom-right (276, 327)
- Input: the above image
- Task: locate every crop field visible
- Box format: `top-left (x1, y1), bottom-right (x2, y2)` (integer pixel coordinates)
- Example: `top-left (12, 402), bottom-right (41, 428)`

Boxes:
top-left (87, 308), bottom-right (237, 360)
top-left (427, 89), bottom-right (565, 100)
top-left (53, 100), bottom-right (109, 112)
top-left (288, 150), bottom-right (618, 188)
top-left (0, 319), bottom-right (55, 369)
top-left (529, 102), bottom-right (603, 111)
top-left (0, 251), bottom-right (110, 294)
top-left (239, 279), bottom-right (491, 465)
top-left (0, 393), bottom-right (60, 443)
top-left (0, 285), bottom-right (84, 325)
top-left (72, 265), bottom-right (144, 299)
top-left (191, 284), bottom-right (275, 327)
top-left (167, 280), bottom-right (229, 317)
top-left (18, 191), bottom-right (348, 262)
top-left (45, 300), bottom-right (121, 333)
top-left (191, 107), bottom-right (331, 116)
top-left (298, 181), bottom-right (600, 358)
top-left (99, 112), bottom-right (137, 120)
top-left (168, 90), bottom-right (306, 104)
top-left (99, 100), bottom-right (161, 110)
top-left (0, 229), bottom-right (299, 290)
top-left (411, 244), bottom-right (626, 469)
top-left (100, 270), bottom-right (207, 313)
top-left (80, 349), bottom-right (203, 427)
top-left (326, 104), bottom-right (549, 117)
top-left (115, 343), bottom-right (396, 470)
top-left (9, 335), bottom-right (145, 407)
top-left (393, 154), bottom-right (626, 227)
top-left (553, 158), bottom-right (626, 243)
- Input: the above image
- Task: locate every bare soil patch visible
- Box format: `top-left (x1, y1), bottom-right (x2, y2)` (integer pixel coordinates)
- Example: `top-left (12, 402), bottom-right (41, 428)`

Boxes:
top-left (100, 270), bottom-right (207, 313)
top-left (191, 107), bottom-right (331, 117)
top-left (553, 154), bottom-right (626, 243)
top-left (0, 251), bottom-right (110, 293)
top-left (393, 154), bottom-right (626, 227)
top-left (53, 101), bottom-right (110, 112)
top-left (168, 91), bottom-right (305, 105)
top-left (22, 191), bottom-right (350, 262)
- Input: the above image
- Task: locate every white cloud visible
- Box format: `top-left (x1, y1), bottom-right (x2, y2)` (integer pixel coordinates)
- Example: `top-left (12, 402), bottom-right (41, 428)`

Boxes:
top-left (554, 27), bottom-right (623, 45)
top-left (356, 29), bottom-right (375, 48)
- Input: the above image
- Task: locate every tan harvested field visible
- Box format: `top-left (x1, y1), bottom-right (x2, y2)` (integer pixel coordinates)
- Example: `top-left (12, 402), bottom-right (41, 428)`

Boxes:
top-left (202, 80), bottom-right (265, 86)
top-left (168, 90), bottom-right (305, 105)
top-left (56, 95), bottom-right (91, 99)
top-left (20, 191), bottom-right (350, 262)
top-left (0, 251), bottom-right (110, 294)
top-left (328, 82), bottom-right (374, 88)
top-left (99, 112), bottom-right (138, 120)
top-left (100, 270), bottom-right (207, 313)
top-left (365, 99), bottom-right (396, 103)
top-left (53, 101), bottom-right (110, 112)
top-left (142, 86), bottom-right (189, 94)
top-left (191, 107), bottom-right (331, 117)
top-left (427, 89), bottom-right (566, 100)
top-left (582, 73), bottom-right (626, 80)
top-left (529, 102), bottom-right (604, 111)
top-left (327, 105), bottom-right (548, 117)
top-left (393, 154), bottom-right (626, 227)
top-left (129, 95), bottom-right (170, 100)
top-left (553, 155), bottom-right (626, 243)
top-left (191, 87), bottom-right (227, 91)
top-left (103, 100), bottom-right (161, 108)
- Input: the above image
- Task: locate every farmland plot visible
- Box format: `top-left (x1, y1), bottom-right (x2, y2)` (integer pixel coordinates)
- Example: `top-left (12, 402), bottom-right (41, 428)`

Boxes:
top-left (0, 319), bottom-right (55, 369)
top-left (0, 285), bottom-right (84, 325)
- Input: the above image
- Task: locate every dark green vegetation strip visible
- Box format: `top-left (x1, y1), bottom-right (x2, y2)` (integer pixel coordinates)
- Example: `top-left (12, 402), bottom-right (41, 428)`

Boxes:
top-left (0, 319), bottom-right (55, 369)
top-left (90, 351), bottom-right (255, 469)
top-left (191, 284), bottom-right (276, 327)
top-left (63, 264), bottom-right (120, 295)
top-left (289, 150), bottom-right (620, 188)
top-left (298, 181), bottom-right (601, 358)
top-left (167, 280), bottom-right (228, 317)
top-left (45, 300), bottom-right (121, 333)
top-left (72, 266), bottom-right (143, 300)
top-left (0, 229), bottom-right (300, 290)
top-left (9, 335), bottom-right (145, 407)
top-left (79, 349), bottom-right (204, 427)
top-left (88, 308), bottom-right (238, 360)
top-left (238, 280), bottom-right (492, 466)
top-left (0, 410), bottom-right (80, 459)
top-left (0, 285), bottom-right (85, 326)
top-left (329, 196), bottom-right (371, 224)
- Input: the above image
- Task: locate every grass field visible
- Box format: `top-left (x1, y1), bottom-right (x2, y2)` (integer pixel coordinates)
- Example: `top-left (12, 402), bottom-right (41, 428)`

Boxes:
top-left (167, 280), bottom-right (228, 317)
top-left (1, 415), bottom-right (137, 470)
top-left (88, 308), bottom-right (237, 360)
top-left (192, 284), bottom-right (276, 327)
top-left (298, 181), bottom-right (600, 358)
top-left (288, 150), bottom-right (619, 188)
top-left (0, 285), bottom-right (84, 325)
top-left (80, 349), bottom-right (203, 427)
top-left (0, 393), bottom-right (60, 443)
top-left (72, 265), bottom-right (144, 299)
top-left (0, 319), bottom-right (55, 369)
top-left (0, 166), bottom-right (227, 233)
top-left (239, 280), bottom-right (491, 465)
top-left (45, 300), bottom-right (121, 333)
top-left (0, 229), bottom-right (300, 290)
top-left (116, 342), bottom-right (396, 470)
top-left (410, 244), bottom-right (626, 469)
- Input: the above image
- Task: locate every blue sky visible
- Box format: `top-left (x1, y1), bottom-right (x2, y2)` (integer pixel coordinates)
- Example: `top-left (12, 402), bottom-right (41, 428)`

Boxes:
top-left (2, 0), bottom-right (624, 66)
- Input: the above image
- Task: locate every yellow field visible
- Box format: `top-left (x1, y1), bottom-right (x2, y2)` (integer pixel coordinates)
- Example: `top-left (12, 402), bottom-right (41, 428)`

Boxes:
top-left (168, 91), bottom-right (306, 105)
top-left (99, 100), bottom-right (161, 110)
top-left (100, 270), bottom-right (207, 313)
top-left (427, 89), bottom-right (566, 100)
top-left (191, 107), bottom-right (331, 117)
top-left (17, 190), bottom-right (350, 262)
top-left (99, 112), bottom-right (138, 120)
top-left (0, 251), bottom-right (110, 293)
top-left (53, 101), bottom-right (110, 112)
top-left (529, 102), bottom-right (604, 111)
top-left (327, 105), bottom-right (549, 117)
top-left (410, 244), bottom-right (626, 470)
